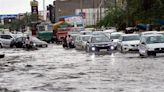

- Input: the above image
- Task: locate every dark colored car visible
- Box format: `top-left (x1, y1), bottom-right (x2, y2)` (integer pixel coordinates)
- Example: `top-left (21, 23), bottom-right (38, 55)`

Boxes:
top-left (10, 36), bottom-right (48, 48)
top-left (86, 35), bottom-right (114, 52)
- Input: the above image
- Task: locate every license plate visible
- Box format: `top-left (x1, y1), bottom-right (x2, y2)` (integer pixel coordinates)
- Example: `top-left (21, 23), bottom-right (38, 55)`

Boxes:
top-left (100, 49), bottom-right (107, 51)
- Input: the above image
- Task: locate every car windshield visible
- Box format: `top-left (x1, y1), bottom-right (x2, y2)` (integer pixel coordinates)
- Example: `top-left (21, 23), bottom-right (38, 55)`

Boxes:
top-left (110, 34), bottom-right (122, 39)
top-left (146, 36), bottom-right (164, 44)
top-left (82, 36), bottom-right (90, 41)
top-left (91, 36), bottom-right (110, 43)
top-left (122, 35), bottom-right (139, 41)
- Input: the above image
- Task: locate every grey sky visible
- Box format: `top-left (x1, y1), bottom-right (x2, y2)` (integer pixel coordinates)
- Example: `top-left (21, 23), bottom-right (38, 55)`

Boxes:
top-left (0, 0), bottom-right (54, 14)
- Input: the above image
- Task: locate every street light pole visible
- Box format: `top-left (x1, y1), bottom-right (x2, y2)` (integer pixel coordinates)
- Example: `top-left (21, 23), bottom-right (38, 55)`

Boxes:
top-left (80, 0), bottom-right (83, 13)
top-left (43, 0), bottom-right (45, 10)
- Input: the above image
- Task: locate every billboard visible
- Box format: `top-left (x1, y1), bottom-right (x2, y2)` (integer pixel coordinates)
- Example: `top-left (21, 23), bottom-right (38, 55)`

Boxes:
top-left (0, 14), bottom-right (17, 19)
top-left (30, 0), bottom-right (38, 14)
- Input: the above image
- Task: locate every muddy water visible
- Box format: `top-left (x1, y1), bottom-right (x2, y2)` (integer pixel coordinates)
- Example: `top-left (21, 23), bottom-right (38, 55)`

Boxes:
top-left (0, 44), bottom-right (164, 92)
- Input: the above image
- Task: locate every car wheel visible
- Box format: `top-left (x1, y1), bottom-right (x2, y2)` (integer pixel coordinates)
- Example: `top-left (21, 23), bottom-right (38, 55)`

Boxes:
top-left (0, 44), bottom-right (3, 48)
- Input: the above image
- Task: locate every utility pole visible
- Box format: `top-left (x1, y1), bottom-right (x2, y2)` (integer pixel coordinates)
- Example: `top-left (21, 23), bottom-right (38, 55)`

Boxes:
top-left (43, 0), bottom-right (45, 10)
top-left (80, 0), bottom-right (83, 13)
top-left (93, 0), bottom-right (95, 27)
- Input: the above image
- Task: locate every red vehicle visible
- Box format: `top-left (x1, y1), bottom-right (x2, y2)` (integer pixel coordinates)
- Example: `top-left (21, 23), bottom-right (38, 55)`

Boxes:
top-left (54, 27), bottom-right (73, 42)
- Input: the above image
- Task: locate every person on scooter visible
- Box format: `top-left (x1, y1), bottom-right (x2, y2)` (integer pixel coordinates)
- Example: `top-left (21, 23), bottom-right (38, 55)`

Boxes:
top-left (66, 35), bottom-right (73, 48)
top-left (25, 35), bottom-right (32, 49)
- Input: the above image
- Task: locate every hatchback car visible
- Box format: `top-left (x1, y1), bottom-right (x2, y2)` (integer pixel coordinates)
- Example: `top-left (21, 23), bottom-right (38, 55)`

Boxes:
top-left (138, 34), bottom-right (164, 56)
top-left (10, 36), bottom-right (48, 48)
top-left (74, 35), bottom-right (91, 50)
top-left (85, 35), bottom-right (114, 52)
top-left (117, 34), bottom-right (140, 53)
top-left (0, 34), bottom-right (15, 48)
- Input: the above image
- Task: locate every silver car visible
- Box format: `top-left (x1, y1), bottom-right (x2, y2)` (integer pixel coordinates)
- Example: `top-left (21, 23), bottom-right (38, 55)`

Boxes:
top-left (138, 34), bottom-right (164, 57)
top-left (74, 35), bottom-right (91, 50)
top-left (0, 34), bottom-right (15, 48)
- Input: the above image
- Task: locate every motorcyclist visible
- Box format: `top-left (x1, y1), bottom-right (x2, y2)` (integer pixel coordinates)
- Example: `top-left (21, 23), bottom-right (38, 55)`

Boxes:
top-left (25, 35), bottom-right (32, 49)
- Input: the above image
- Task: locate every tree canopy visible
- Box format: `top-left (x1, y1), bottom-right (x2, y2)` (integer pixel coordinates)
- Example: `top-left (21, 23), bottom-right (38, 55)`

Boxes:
top-left (97, 0), bottom-right (164, 29)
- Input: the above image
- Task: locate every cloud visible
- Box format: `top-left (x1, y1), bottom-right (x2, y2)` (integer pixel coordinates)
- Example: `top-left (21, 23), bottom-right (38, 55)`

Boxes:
top-left (0, 0), bottom-right (54, 14)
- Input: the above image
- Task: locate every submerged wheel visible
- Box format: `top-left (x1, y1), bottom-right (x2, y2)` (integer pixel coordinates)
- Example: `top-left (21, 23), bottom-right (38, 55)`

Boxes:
top-left (0, 44), bottom-right (3, 48)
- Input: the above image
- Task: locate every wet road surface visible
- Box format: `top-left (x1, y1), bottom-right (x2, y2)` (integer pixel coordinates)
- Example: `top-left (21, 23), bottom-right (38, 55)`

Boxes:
top-left (0, 44), bottom-right (164, 92)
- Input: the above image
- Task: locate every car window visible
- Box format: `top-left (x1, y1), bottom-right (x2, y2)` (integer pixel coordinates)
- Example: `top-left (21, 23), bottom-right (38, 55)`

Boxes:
top-left (82, 36), bottom-right (90, 41)
top-left (0, 35), bottom-right (12, 39)
top-left (122, 35), bottom-right (139, 41)
top-left (16, 37), bottom-right (24, 42)
top-left (146, 36), bottom-right (164, 44)
top-left (91, 36), bottom-right (110, 43)
top-left (110, 34), bottom-right (122, 39)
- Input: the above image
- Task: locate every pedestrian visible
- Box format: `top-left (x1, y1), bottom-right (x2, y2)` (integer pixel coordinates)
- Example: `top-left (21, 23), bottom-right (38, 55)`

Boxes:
top-left (62, 35), bottom-right (67, 48)
top-left (66, 35), bottom-right (72, 48)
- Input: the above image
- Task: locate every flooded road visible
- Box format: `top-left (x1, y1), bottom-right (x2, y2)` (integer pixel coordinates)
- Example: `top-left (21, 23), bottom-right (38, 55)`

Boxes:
top-left (0, 44), bottom-right (164, 92)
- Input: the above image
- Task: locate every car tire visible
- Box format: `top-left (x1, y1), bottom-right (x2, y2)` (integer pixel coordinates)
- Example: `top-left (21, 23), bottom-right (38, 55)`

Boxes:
top-left (139, 53), bottom-right (144, 57)
top-left (0, 44), bottom-right (3, 48)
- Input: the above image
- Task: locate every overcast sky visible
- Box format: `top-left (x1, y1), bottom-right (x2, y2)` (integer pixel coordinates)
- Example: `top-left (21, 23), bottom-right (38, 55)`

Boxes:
top-left (0, 0), bottom-right (54, 15)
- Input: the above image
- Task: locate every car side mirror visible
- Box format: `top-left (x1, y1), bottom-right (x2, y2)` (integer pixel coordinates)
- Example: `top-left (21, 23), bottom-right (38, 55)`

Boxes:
top-left (141, 42), bottom-right (146, 45)
top-left (87, 41), bottom-right (89, 43)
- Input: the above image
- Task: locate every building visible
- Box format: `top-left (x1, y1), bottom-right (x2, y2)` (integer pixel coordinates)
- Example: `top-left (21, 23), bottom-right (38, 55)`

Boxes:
top-left (53, 0), bottom-right (106, 26)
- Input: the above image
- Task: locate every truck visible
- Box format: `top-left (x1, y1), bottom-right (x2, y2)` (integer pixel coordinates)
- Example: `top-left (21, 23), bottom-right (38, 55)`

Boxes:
top-left (53, 15), bottom-right (85, 43)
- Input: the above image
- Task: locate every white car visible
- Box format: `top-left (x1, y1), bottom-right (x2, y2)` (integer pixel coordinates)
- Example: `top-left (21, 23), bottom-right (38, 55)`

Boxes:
top-left (109, 32), bottom-right (124, 49)
top-left (117, 34), bottom-right (140, 53)
top-left (138, 34), bottom-right (164, 56)
top-left (0, 34), bottom-right (15, 48)
top-left (74, 35), bottom-right (91, 50)
top-left (157, 31), bottom-right (164, 35)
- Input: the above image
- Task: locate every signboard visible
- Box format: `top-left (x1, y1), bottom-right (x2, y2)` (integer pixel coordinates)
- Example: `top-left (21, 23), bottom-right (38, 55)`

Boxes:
top-left (30, 0), bottom-right (38, 14)
top-left (0, 14), bottom-right (17, 19)
top-left (64, 16), bottom-right (83, 24)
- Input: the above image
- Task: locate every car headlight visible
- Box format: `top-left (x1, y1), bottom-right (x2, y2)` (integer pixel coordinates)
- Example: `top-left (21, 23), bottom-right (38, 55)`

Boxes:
top-left (110, 46), bottom-right (115, 50)
top-left (91, 47), bottom-right (96, 51)
top-left (33, 43), bottom-right (36, 46)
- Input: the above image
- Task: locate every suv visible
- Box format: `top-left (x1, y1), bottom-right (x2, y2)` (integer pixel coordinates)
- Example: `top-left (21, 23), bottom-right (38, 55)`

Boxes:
top-left (0, 34), bottom-right (15, 48)
top-left (138, 34), bottom-right (164, 57)
top-left (86, 35), bottom-right (114, 52)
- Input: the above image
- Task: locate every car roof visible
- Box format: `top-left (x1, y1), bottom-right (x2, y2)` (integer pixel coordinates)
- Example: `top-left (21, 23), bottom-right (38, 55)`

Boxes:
top-left (122, 34), bottom-right (139, 36)
top-left (80, 35), bottom-right (92, 37)
top-left (142, 34), bottom-right (163, 37)
top-left (111, 32), bottom-right (124, 35)
top-left (141, 31), bottom-right (157, 34)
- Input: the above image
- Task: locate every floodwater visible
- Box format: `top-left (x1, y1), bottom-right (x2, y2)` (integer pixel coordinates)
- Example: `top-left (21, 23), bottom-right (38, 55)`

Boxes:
top-left (0, 44), bottom-right (164, 92)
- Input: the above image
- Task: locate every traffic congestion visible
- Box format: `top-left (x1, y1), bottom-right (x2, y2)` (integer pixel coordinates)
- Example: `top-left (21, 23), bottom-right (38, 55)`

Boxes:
top-left (1, 28), bottom-right (164, 58)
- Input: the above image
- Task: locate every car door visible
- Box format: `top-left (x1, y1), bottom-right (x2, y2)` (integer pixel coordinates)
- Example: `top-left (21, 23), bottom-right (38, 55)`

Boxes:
top-left (138, 37), bottom-right (147, 52)
top-left (0, 35), bottom-right (13, 47)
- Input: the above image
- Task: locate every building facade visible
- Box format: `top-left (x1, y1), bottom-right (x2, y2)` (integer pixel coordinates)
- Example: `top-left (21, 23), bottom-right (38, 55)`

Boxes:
top-left (53, 0), bottom-right (106, 26)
